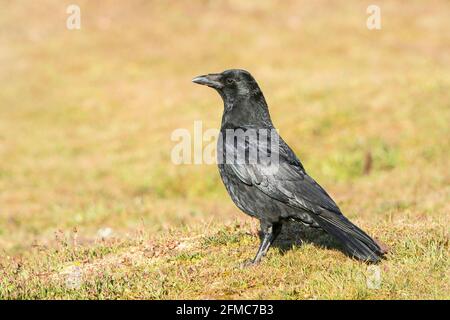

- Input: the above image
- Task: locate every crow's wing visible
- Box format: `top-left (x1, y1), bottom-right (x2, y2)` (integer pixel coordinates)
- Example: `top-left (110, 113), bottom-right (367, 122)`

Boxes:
top-left (226, 138), bottom-right (341, 214)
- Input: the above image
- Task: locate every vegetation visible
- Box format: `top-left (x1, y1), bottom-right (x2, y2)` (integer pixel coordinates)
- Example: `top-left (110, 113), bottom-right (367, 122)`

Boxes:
top-left (0, 0), bottom-right (448, 299)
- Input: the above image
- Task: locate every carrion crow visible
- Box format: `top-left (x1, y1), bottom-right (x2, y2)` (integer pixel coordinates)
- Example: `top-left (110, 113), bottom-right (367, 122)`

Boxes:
top-left (193, 69), bottom-right (386, 265)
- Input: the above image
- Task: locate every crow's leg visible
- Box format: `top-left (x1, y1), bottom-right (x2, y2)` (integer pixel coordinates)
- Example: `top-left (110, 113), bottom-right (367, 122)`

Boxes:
top-left (242, 221), bottom-right (282, 267)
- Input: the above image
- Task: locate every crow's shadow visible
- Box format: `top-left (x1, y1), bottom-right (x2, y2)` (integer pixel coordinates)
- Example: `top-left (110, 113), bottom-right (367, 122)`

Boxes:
top-left (260, 221), bottom-right (347, 256)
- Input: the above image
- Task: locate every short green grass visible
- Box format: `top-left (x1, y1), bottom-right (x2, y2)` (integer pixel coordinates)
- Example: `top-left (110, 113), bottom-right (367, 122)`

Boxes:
top-left (0, 0), bottom-right (449, 299)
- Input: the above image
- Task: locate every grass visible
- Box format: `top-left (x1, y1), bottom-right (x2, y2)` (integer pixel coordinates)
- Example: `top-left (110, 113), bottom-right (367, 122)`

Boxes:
top-left (0, 0), bottom-right (449, 299)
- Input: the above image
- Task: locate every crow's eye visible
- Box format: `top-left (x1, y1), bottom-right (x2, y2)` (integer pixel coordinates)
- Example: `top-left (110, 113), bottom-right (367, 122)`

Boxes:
top-left (226, 78), bottom-right (234, 85)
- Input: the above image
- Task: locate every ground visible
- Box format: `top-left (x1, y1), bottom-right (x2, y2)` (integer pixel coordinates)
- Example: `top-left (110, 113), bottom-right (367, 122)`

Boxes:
top-left (0, 0), bottom-right (448, 299)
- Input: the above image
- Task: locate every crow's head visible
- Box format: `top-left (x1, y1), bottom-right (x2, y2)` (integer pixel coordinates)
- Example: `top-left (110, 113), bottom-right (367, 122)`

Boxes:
top-left (192, 69), bottom-right (261, 101)
top-left (193, 69), bottom-right (272, 126)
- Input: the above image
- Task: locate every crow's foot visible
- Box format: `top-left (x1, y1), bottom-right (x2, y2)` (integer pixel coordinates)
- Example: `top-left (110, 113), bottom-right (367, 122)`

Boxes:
top-left (239, 259), bottom-right (259, 268)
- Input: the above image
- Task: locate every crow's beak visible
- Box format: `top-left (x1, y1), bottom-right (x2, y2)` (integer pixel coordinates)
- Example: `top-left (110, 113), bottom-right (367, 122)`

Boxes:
top-left (192, 73), bottom-right (223, 89)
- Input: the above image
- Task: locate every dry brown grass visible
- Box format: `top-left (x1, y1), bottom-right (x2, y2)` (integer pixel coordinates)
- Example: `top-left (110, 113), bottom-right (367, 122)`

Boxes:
top-left (0, 0), bottom-right (449, 299)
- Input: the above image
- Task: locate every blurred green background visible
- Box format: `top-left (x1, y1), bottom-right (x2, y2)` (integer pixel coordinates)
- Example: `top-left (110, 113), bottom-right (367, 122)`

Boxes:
top-left (0, 0), bottom-right (448, 299)
top-left (1, 0), bottom-right (449, 250)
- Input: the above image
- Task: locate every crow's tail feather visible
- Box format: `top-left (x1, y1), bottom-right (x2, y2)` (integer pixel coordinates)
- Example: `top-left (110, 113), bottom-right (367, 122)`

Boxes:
top-left (313, 210), bottom-right (385, 263)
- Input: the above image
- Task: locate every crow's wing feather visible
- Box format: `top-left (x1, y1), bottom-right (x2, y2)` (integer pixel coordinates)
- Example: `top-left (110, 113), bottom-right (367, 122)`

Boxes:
top-left (226, 137), bottom-right (341, 214)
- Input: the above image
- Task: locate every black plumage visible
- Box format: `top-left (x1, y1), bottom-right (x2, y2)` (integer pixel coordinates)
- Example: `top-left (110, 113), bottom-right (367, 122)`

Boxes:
top-left (193, 69), bottom-right (385, 264)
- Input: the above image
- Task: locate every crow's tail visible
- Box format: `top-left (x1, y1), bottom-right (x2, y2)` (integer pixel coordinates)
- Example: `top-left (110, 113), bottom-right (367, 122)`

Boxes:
top-left (313, 210), bottom-right (386, 263)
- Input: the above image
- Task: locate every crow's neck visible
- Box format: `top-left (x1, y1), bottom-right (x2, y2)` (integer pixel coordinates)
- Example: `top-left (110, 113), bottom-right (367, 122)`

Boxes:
top-left (220, 94), bottom-right (273, 129)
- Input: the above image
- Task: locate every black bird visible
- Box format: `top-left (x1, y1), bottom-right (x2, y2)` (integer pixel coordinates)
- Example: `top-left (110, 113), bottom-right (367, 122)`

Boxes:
top-left (192, 69), bottom-right (386, 264)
